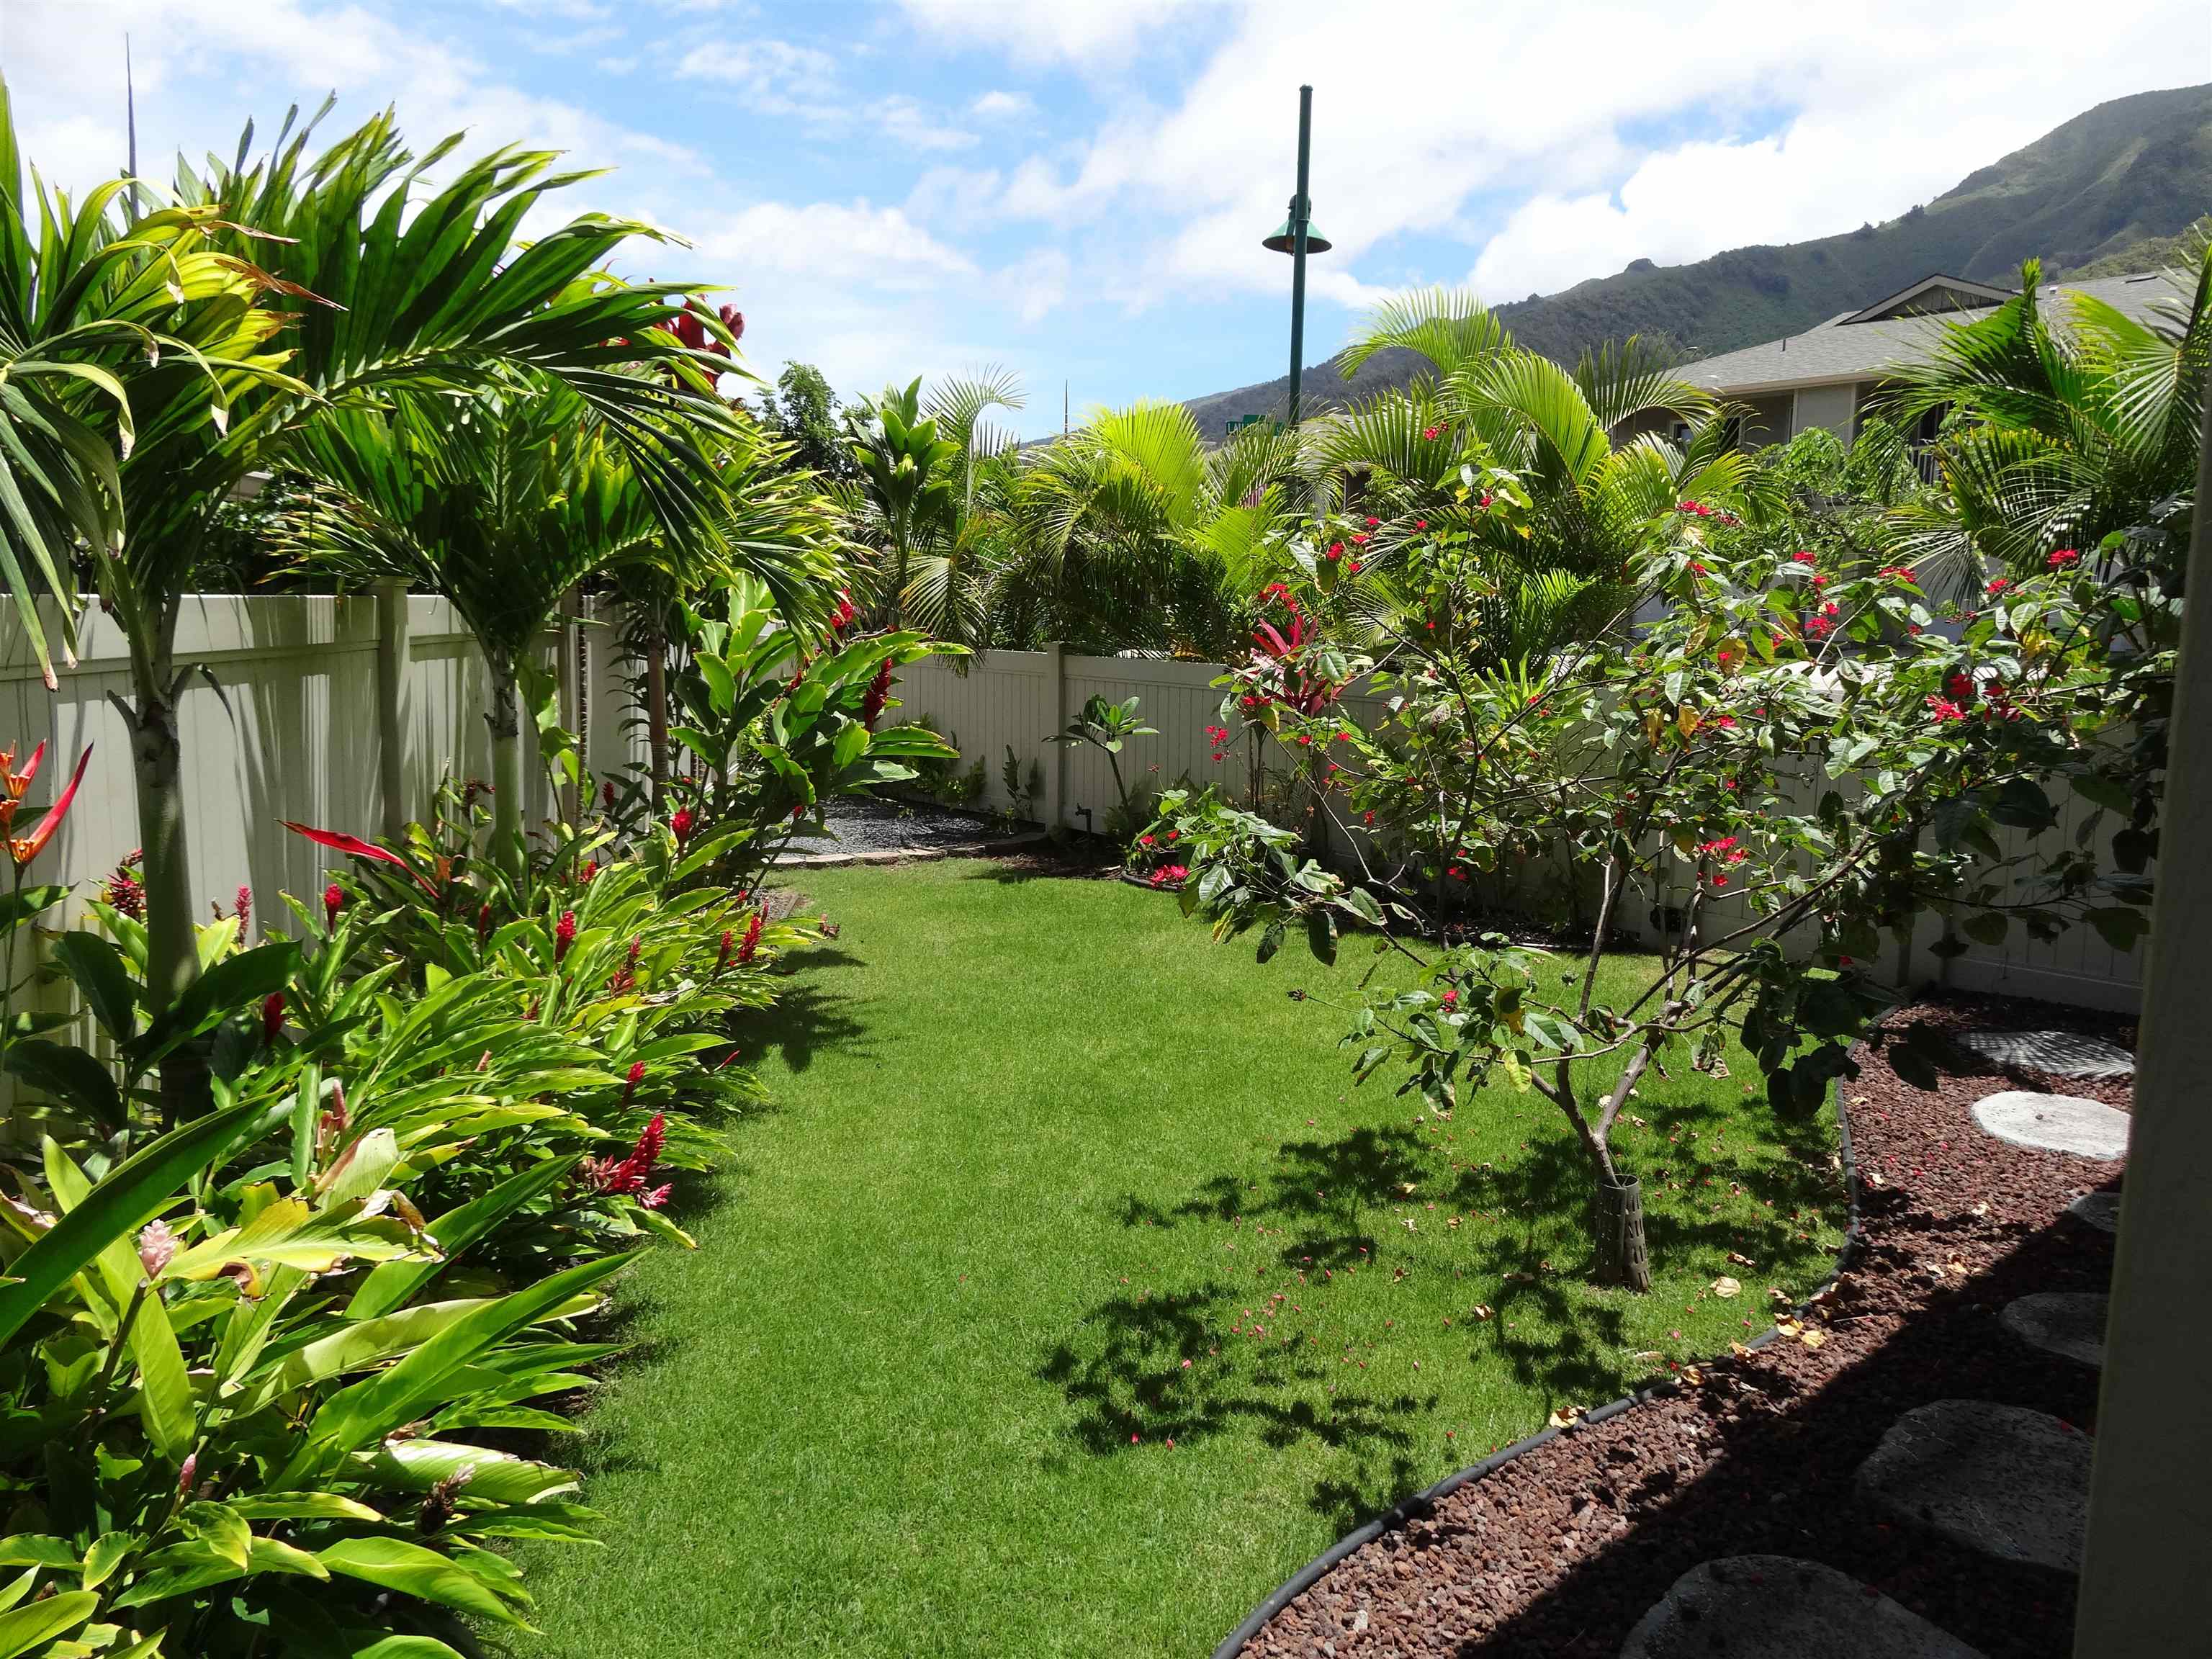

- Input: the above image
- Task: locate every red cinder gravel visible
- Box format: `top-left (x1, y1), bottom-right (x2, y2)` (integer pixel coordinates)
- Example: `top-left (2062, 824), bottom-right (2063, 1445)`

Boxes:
top-left (1235, 993), bottom-right (2128, 1659)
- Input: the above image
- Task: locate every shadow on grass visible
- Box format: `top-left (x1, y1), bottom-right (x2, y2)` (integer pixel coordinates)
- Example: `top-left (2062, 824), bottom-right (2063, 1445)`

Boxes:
top-left (735, 945), bottom-right (871, 1075)
top-left (1050, 1102), bottom-right (1846, 1536)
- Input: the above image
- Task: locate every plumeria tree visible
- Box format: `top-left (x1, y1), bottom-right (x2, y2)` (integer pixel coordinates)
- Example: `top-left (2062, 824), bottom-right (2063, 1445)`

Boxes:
top-left (1156, 478), bottom-right (2162, 1288)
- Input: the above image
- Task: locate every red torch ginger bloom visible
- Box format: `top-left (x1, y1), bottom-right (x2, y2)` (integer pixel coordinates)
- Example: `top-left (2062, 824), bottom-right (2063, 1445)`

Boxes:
top-left (621, 1059), bottom-right (647, 1108)
top-left (714, 928), bottom-right (734, 976)
top-left (861, 658), bottom-right (894, 730)
top-left (554, 909), bottom-right (577, 963)
top-left (261, 992), bottom-right (284, 1046)
top-left (233, 884), bottom-right (253, 932)
top-left (323, 881), bottom-right (345, 927)
top-left (608, 935), bottom-right (642, 994)
top-left (603, 778), bottom-right (616, 812)
top-left (2047, 547), bottom-right (2081, 569)
top-left (585, 1112), bottom-right (668, 1198)
top-left (580, 859), bottom-right (599, 885)
top-left (737, 909), bottom-right (763, 966)
top-left (671, 806), bottom-right (695, 845)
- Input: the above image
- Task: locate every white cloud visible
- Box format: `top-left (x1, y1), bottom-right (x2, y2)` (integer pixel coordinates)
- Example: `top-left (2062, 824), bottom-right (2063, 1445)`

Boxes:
top-left (873, 95), bottom-right (977, 153)
top-left (970, 89), bottom-right (1037, 120)
top-left (673, 39), bottom-right (840, 113)
top-left (997, 246), bottom-right (1071, 324)
top-left (895, 0), bottom-right (1220, 68)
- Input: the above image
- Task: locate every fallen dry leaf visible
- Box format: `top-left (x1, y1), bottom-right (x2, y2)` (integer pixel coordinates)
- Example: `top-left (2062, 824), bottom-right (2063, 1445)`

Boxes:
top-left (1548, 1405), bottom-right (1583, 1429)
top-left (1727, 1251), bottom-right (1758, 1269)
top-left (1800, 1328), bottom-right (1827, 1350)
top-left (1471, 1305), bottom-right (1493, 1321)
top-left (1711, 1276), bottom-right (1742, 1299)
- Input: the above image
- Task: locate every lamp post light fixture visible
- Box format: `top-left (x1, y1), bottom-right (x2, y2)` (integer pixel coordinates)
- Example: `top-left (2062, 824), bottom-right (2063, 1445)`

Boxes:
top-left (1262, 84), bottom-right (1331, 429)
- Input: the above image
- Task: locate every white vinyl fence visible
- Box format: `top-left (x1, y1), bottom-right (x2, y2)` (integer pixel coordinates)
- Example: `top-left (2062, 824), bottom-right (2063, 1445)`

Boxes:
top-left (0, 607), bottom-right (2146, 1017)
top-left (897, 649), bottom-right (2148, 1013)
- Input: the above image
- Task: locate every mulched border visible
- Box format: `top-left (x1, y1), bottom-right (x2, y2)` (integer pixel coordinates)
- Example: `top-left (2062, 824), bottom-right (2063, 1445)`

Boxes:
top-left (1220, 991), bottom-right (2126, 1659)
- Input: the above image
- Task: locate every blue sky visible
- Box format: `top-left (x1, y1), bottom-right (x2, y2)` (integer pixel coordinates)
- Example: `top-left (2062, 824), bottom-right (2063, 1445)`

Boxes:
top-left (9, 1), bottom-right (2206, 439)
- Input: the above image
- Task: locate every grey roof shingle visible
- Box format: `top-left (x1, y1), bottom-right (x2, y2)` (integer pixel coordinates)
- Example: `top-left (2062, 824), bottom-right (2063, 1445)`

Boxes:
top-left (1676, 272), bottom-right (2189, 395)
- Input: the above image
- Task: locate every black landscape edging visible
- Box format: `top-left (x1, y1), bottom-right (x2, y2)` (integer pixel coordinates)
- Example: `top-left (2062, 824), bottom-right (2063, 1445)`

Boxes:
top-left (1208, 1046), bottom-right (1870, 1658)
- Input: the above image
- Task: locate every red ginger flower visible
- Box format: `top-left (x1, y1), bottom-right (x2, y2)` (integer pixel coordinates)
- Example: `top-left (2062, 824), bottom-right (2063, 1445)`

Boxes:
top-left (585, 1112), bottom-right (667, 1200)
top-left (261, 992), bottom-right (284, 1046)
top-left (621, 1059), bottom-right (646, 1108)
top-left (323, 881), bottom-right (345, 927)
top-left (671, 806), bottom-right (694, 845)
top-left (608, 935), bottom-right (642, 994)
top-left (554, 909), bottom-right (577, 963)
top-left (235, 885), bottom-right (253, 932)
top-left (602, 778), bottom-right (616, 812)
top-left (737, 909), bottom-right (763, 966)
top-left (861, 658), bottom-right (893, 729)
top-left (714, 927), bottom-right (734, 976)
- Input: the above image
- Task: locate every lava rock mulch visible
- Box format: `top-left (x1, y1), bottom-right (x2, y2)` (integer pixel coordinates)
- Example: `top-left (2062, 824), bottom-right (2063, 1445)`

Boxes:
top-left (1234, 993), bottom-right (2128, 1659)
top-left (791, 796), bottom-right (1028, 860)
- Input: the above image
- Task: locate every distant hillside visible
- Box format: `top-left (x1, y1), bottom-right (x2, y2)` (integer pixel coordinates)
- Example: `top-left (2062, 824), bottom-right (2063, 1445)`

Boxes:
top-left (1185, 83), bottom-right (2212, 434)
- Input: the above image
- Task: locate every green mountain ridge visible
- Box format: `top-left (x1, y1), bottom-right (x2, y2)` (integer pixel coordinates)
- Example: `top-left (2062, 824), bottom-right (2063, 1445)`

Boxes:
top-left (1184, 82), bottom-right (2212, 434)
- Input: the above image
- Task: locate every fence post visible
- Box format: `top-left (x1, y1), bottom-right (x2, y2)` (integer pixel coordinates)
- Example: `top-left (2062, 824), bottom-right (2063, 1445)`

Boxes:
top-left (374, 580), bottom-right (410, 843)
top-left (1043, 642), bottom-right (1066, 831)
top-left (2072, 371), bottom-right (2212, 1655)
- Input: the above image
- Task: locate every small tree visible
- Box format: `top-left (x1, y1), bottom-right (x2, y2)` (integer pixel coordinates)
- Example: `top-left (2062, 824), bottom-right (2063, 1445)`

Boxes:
top-left (1050, 693), bottom-right (1157, 838)
top-left (1160, 492), bottom-right (2159, 1289)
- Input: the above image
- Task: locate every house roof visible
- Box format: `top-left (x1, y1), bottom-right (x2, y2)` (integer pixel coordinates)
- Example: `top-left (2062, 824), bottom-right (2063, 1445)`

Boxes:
top-left (1674, 272), bottom-right (2188, 397)
top-left (1837, 273), bottom-right (2018, 324)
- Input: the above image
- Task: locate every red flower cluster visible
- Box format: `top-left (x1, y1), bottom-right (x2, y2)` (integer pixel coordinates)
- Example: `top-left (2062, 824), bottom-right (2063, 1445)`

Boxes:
top-left (1791, 550), bottom-right (1817, 565)
top-left (1146, 864), bottom-right (1189, 888)
top-left (104, 850), bottom-right (146, 920)
top-left (1696, 835), bottom-right (1748, 867)
top-left (1878, 565), bottom-right (1916, 581)
top-left (1422, 425), bottom-right (1442, 441)
top-left (603, 778), bottom-right (617, 813)
top-left (1986, 577), bottom-right (2013, 595)
top-left (671, 806), bottom-right (695, 846)
top-left (1926, 696), bottom-right (1967, 722)
top-left (1678, 500), bottom-right (1715, 517)
top-left (655, 301), bottom-right (745, 356)
top-left (323, 881), bottom-right (345, 927)
top-left (608, 935), bottom-right (643, 994)
top-left (234, 884), bottom-right (253, 934)
top-left (554, 909), bottom-right (577, 964)
top-left (829, 590), bottom-right (859, 633)
top-left (2046, 548), bottom-right (2081, 569)
top-left (1205, 723), bottom-right (1231, 763)
top-left (261, 992), bottom-right (285, 1046)
top-left (584, 1112), bottom-right (670, 1208)
top-left (737, 909), bottom-right (763, 966)
top-left (714, 927), bottom-right (734, 976)
top-left (861, 658), bottom-right (894, 730)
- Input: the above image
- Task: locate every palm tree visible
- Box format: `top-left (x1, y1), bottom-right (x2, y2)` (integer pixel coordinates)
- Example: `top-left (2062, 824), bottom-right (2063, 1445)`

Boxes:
top-left (1010, 403), bottom-right (1305, 655)
top-left (1314, 292), bottom-right (1750, 664)
top-left (1880, 245), bottom-right (2211, 589)
top-left (102, 104), bottom-right (744, 1017)
top-left (842, 370), bottom-right (1022, 629)
top-left (0, 78), bottom-right (289, 687)
top-left (606, 428), bottom-right (850, 809)
top-left (279, 383), bottom-right (741, 877)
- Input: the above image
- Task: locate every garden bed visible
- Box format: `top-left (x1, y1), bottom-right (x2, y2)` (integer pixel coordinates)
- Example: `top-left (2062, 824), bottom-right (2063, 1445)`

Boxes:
top-left (1230, 992), bottom-right (2127, 1658)
top-left (784, 794), bottom-right (1038, 863)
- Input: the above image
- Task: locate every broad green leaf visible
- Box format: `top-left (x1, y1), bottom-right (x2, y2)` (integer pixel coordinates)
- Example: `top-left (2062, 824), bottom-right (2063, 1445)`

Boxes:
top-left (315, 1538), bottom-right (519, 1624)
top-left (349, 1157), bottom-right (577, 1321)
top-left (45, 933), bottom-right (138, 1043)
top-left (0, 1590), bottom-right (96, 1657)
top-left (0, 1100), bottom-right (261, 1347)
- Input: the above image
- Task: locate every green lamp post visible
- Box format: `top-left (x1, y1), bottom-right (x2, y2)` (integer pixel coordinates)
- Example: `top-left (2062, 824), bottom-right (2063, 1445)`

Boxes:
top-left (1262, 84), bottom-right (1331, 428)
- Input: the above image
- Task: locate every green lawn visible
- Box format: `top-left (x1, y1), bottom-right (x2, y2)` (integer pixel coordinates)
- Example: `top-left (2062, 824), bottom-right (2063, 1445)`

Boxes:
top-left (513, 860), bottom-right (1845, 1658)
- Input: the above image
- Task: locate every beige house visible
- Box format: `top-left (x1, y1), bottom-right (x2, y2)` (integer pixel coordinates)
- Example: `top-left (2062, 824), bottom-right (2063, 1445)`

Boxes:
top-left (1664, 269), bottom-right (2185, 451)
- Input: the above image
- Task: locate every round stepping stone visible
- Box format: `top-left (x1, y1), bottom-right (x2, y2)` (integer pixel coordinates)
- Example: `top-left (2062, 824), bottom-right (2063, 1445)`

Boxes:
top-left (1857, 1400), bottom-right (2091, 1572)
top-left (2000, 1292), bottom-right (2108, 1367)
top-left (1620, 1555), bottom-right (1986, 1658)
top-left (1953, 1028), bottom-right (2134, 1080)
top-left (1971, 1090), bottom-right (2129, 1159)
top-left (2068, 1190), bottom-right (2121, 1233)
